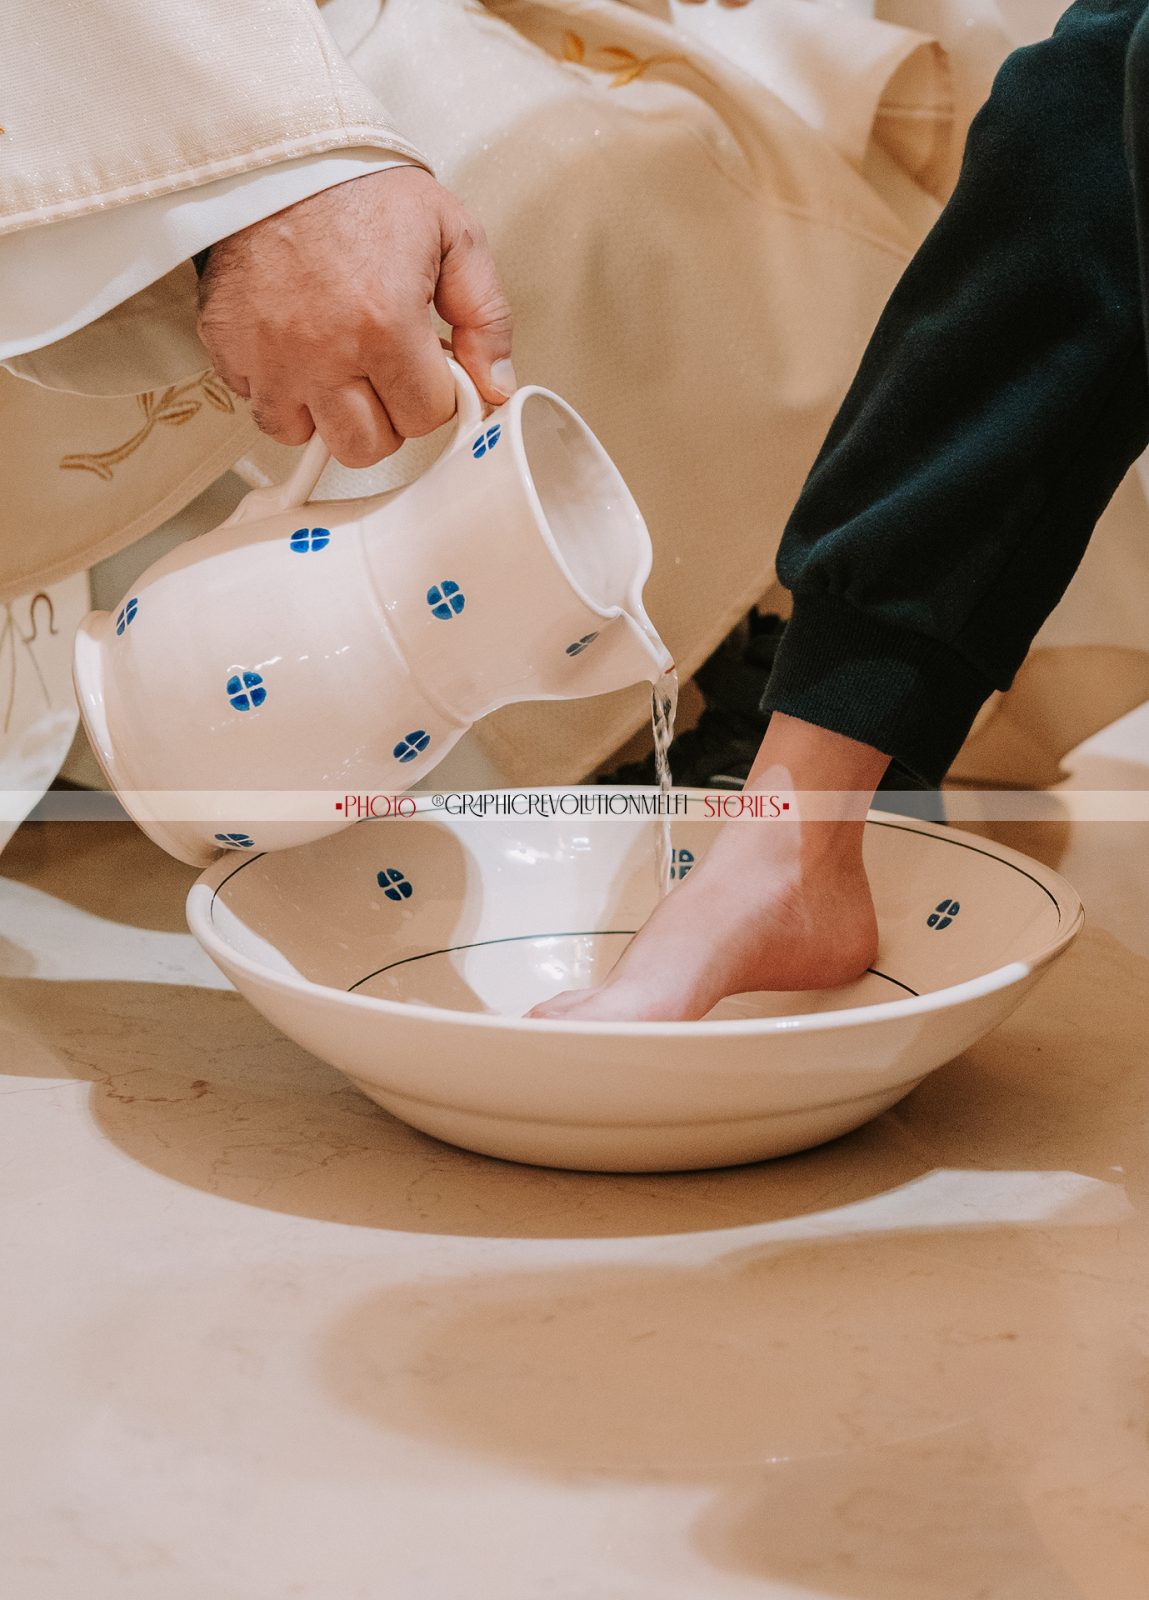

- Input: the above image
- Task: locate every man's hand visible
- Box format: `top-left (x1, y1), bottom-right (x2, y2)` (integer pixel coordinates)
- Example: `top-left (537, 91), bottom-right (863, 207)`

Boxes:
top-left (196, 166), bottom-right (515, 467)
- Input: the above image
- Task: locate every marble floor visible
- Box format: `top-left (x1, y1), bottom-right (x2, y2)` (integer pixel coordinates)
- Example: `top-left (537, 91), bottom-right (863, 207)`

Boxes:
top-left (3, 747), bottom-right (1149, 1597)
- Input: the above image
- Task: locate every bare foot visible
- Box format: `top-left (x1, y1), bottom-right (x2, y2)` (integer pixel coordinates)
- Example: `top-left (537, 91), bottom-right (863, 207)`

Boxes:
top-left (527, 820), bottom-right (878, 1022)
top-left (528, 712), bottom-right (889, 1023)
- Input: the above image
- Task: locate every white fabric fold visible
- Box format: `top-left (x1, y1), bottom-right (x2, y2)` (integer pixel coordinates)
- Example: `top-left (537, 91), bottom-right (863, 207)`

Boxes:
top-left (671, 0), bottom-right (952, 193)
top-left (0, 573), bottom-right (89, 855)
top-left (0, 0), bottom-right (426, 232)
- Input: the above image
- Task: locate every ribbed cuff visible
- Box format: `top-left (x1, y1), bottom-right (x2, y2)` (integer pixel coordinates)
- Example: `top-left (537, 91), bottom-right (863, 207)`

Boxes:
top-left (760, 593), bottom-right (996, 786)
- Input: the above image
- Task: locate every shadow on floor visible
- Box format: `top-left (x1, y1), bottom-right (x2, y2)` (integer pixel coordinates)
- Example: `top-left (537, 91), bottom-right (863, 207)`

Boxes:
top-left (316, 1213), bottom-right (1140, 1598)
top-left (0, 969), bottom-right (935, 1240)
top-left (1, 916), bottom-right (1146, 1242)
top-left (2, 820), bottom-right (197, 934)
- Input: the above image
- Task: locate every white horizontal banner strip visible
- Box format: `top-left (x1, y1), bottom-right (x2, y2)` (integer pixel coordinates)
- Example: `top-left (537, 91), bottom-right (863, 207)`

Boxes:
top-left (9, 788), bottom-right (1149, 824)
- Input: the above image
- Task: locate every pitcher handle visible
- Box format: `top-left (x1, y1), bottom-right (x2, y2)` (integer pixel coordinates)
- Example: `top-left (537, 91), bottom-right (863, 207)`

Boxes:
top-left (222, 358), bottom-right (486, 526)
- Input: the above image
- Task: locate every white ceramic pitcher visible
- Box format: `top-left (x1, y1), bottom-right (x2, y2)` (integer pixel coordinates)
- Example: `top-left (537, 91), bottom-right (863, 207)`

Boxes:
top-left (73, 362), bottom-right (673, 866)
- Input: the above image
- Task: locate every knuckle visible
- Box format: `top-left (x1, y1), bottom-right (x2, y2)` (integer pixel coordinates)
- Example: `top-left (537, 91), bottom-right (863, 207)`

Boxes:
top-left (360, 302), bottom-right (407, 347)
top-left (212, 367), bottom-right (250, 401)
top-left (396, 404), bottom-right (452, 441)
top-left (319, 402), bottom-right (398, 467)
top-left (476, 299), bottom-right (513, 339)
top-left (415, 387), bottom-right (457, 437)
top-left (251, 402), bottom-right (303, 445)
top-left (331, 432), bottom-right (396, 468)
top-left (379, 367), bottom-right (456, 440)
top-left (250, 406), bottom-right (280, 438)
top-left (195, 309), bottom-right (225, 354)
top-left (252, 312), bottom-right (305, 354)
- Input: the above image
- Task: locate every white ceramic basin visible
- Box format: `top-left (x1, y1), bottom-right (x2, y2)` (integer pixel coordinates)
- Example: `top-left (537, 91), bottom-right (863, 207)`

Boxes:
top-left (186, 796), bottom-right (1083, 1172)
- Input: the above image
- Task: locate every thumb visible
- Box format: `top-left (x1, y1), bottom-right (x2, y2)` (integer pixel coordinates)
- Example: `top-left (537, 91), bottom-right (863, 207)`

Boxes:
top-left (433, 211), bottom-right (517, 405)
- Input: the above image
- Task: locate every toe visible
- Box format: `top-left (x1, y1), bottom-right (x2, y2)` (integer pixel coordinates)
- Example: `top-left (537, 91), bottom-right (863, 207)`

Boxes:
top-left (526, 988), bottom-right (595, 1020)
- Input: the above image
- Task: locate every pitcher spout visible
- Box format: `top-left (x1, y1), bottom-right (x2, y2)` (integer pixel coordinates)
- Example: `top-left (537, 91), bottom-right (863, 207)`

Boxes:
top-left (563, 605), bottom-right (674, 701)
top-left (627, 600), bottom-right (675, 682)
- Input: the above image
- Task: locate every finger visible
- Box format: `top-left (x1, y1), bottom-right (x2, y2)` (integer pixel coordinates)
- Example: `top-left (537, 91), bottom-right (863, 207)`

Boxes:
top-left (307, 379), bottom-right (402, 467)
top-left (248, 389), bottom-right (314, 446)
top-left (195, 305), bottom-right (254, 400)
top-left (433, 214), bottom-right (516, 405)
top-left (364, 320), bottom-right (457, 439)
top-left (196, 329), bottom-right (252, 401)
top-left (214, 366), bottom-right (252, 401)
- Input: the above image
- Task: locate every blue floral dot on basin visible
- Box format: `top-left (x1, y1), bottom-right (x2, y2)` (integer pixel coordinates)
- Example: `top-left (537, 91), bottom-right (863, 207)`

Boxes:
top-left (214, 832), bottom-right (255, 849)
top-left (671, 847), bottom-right (695, 881)
top-left (377, 867), bottom-right (413, 902)
top-left (928, 898), bottom-right (961, 930)
top-left (227, 670), bottom-right (267, 711)
top-left (393, 729), bottom-right (431, 763)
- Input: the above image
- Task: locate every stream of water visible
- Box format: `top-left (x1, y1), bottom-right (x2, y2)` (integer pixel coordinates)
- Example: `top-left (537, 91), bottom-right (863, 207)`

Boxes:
top-left (651, 666), bottom-right (679, 897)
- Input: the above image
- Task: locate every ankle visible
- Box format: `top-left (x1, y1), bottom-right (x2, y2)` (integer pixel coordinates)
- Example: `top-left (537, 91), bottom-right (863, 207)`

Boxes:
top-left (744, 712), bottom-right (891, 804)
top-left (795, 818), bottom-right (868, 873)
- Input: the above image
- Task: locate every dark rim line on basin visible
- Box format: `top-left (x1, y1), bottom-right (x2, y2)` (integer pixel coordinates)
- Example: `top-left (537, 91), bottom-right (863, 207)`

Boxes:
top-left (342, 929), bottom-right (922, 1001)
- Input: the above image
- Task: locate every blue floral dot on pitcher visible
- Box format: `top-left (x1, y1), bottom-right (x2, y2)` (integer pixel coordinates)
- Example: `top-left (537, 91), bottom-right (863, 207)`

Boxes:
top-left (289, 526), bottom-right (331, 553)
top-left (115, 597), bottom-right (139, 636)
top-left (472, 424), bottom-right (501, 460)
top-left (566, 632), bottom-right (599, 656)
top-left (427, 580), bottom-right (465, 620)
top-left (227, 670), bottom-right (267, 711)
top-left (377, 867), bottom-right (413, 901)
top-left (393, 729), bottom-right (431, 763)
top-left (214, 832), bottom-right (255, 849)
